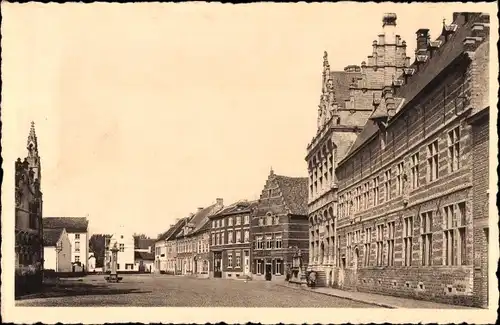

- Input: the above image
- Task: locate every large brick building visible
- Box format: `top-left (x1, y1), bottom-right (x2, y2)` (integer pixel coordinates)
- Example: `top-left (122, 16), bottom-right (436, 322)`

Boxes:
top-left (15, 122), bottom-right (44, 295)
top-left (306, 13), bottom-right (410, 286)
top-left (208, 200), bottom-right (257, 279)
top-left (307, 12), bottom-right (490, 307)
top-left (251, 169), bottom-right (309, 281)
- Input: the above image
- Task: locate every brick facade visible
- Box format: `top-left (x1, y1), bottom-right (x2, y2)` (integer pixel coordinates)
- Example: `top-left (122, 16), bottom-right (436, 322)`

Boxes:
top-left (252, 170), bottom-right (309, 282)
top-left (305, 12), bottom-right (490, 307)
top-left (209, 202), bottom-right (255, 279)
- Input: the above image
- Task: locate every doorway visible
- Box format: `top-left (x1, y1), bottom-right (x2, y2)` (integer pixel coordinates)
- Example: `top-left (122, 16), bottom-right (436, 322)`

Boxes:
top-left (265, 262), bottom-right (272, 281)
top-left (244, 251), bottom-right (250, 275)
top-left (214, 252), bottom-right (222, 278)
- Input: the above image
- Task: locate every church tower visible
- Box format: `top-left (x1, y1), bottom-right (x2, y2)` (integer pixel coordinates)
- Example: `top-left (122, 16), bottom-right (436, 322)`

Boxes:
top-left (26, 121), bottom-right (41, 185)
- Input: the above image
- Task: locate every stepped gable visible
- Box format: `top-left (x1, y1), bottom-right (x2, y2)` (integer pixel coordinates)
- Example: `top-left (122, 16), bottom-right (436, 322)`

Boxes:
top-left (42, 217), bottom-right (88, 233)
top-left (42, 228), bottom-right (64, 246)
top-left (341, 12), bottom-right (486, 162)
top-left (274, 175), bottom-right (308, 216)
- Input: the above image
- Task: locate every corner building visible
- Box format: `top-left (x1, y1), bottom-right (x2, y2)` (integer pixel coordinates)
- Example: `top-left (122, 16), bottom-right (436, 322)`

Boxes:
top-left (306, 13), bottom-right (409, 286)
top-left (252, 169), bottom-right (309, 281)
top-left (333, 12), bottom-right (490, 307)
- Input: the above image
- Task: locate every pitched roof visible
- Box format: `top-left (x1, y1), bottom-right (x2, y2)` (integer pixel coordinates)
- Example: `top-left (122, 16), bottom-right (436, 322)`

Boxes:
top-left (178, 202), bottom-right (225, 238)
top-left (217, 200), bottom-right (258, 216)
top-left (134, 251), bottom-right (155, 261)
top-left (340, 13), bottom-right (476, 163)
top-left (330, 71), bottom-right (361, 107)
top-left (136, 238), bottom-right (155, 250)
top-left (43, 217), bottom-right (88, 233)
top-left (43, 228), bottom-right (64, 246)
top-left (274, 175), bottom-right (308, 216)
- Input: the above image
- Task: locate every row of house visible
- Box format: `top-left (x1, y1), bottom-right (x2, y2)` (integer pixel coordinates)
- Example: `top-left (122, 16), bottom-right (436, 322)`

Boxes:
top-left (305, 12), bottom-right (491, 308)
top-left (155, 170), bottom-right (310, 281)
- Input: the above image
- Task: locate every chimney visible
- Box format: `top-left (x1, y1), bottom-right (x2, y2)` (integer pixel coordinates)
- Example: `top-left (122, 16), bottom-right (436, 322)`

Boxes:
top-left (198, 207), bottom-right (204, 212)
top-left (382, 13), bottom-right (397, 44)
top-left (416, 29), bottom-right (430, 54)
top-left (216, 198), bottom-right (223, 207)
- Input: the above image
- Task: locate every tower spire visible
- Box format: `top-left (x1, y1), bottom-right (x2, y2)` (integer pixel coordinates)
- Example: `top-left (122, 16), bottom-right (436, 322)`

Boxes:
top-left (27, 121), bottom-right (38, 156)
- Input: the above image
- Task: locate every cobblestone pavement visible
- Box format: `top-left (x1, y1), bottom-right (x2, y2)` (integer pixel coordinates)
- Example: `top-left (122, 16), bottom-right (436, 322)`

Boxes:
top-left (16, 274), bottom-right (378, 307)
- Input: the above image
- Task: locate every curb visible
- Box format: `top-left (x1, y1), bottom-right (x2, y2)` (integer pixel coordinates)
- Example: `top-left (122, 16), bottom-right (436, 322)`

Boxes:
top-left (277, 283), bottom-right (396, 309)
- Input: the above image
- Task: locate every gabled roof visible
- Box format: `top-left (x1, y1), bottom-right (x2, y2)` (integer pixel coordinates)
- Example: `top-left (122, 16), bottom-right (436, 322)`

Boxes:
top-left (169, 217), bottom-right (190, 240)
top-left (43, 217), bottom-right (88, 233)
top-left (135, 238), bottom-right (155, 250)
top-left (340, 13), bottom-right (478, 164)
top-left (274, 175), bottom-right (308, 216)
top-left (216, 200), bottom-right (258, 216)
top-left (43, 228), bottom-right (64, 246)
top-left (177, 202), bottom-right (224, 238)
top-left (330, 71), bottom-right (361, 107)
top-left (134, 251), bottom-right (155, 261)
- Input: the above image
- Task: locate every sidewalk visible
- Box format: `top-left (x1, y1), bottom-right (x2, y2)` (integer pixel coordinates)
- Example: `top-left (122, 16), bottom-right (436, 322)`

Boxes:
top-left (277, 283), bottom-right (478, 309)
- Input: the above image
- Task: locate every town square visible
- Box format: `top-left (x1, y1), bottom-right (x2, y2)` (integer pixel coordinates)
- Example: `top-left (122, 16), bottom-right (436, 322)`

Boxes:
top-left (2, 2), bottom-right (497, 324)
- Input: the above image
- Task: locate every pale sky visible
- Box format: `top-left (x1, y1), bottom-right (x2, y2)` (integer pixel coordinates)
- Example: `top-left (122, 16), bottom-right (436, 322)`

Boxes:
top-left (2, 2), bottom-right (490, 237)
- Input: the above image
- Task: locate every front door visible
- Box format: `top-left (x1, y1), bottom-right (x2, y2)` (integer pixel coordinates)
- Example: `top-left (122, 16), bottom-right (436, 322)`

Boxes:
top-left (244, 251), bottom-right (250, 275)
top-left (265, 263), bottom-right (272, 281)
top-left (214, 252), bottom-right (222, 278)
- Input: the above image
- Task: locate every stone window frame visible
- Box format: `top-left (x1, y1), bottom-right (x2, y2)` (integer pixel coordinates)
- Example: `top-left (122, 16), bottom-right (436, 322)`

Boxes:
top-left (396, 161), bottom-right (405, 196)
top-left (427, 140), bottom-right (439, 182)
top-left (421, 210), bottom-right (433, 266)
top-left (266, 212), bottom-right (273, 226)
top-left (403, 216), bottom-right (414, 266)
top-left (221, 231), bottom-right (225, 245)
top-left (228, 217), bottom-right (233, 226)
top-left (375, 224), bottom-right (384, 266)
top-left (274, 233), bottom-right (283, 249)
top-left (443, 201), bottom-right (467, 266)
top-left (373, 176), bottom-right (380, 206)
top-left (244, 215), bottom-right (250, 225)
top-left (227, 251), bottom-right (233, 269)
top-left (410, 152), bottom-right (420, 189)
top-left (447, 126), bottom-right (461, 173)
top-left (235, 230), bottom-right (242, 243)
top-left (265, 234), bottom-right (273, 249)
top-left (255, 235), bottom-right (264, 250)
top-left (227, 230), bottom-right (233, 244)
top-left (244, 229), bottom-right (250, 243)
top-left (387, 221), bottom-right (396, 266)
top-left (384, 170), bottom-right (392, 202)
top-left (235, 251), bottom-right (241, 268)
top-left (363, 227), bottom-right (372, 267)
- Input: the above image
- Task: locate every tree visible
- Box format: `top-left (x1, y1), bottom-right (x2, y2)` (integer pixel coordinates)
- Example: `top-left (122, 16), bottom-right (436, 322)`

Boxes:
top-left (89, 234), bottom-right (110, 268)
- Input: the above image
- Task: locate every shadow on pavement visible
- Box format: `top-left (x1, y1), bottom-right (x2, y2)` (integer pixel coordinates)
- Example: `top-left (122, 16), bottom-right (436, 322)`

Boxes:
top-left (16, 280), bottom-right (151, 300)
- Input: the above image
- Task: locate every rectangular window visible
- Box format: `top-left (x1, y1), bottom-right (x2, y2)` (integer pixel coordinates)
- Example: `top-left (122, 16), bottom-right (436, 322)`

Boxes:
top-left (75, 241), bottom-right (80, 252)
top-left (75, 255), bottom-right (80, 263)
top-left (228, 217), bottom-right (233, 226)
top-left (119, 243), bottom-right (125, 252)
top-left (387, 221), bottom-right (395, 266)
top-left (256, 236), bottom-right (263, 249)
top-left (215, 233), bottom-right (220, 246)
top-left (211, 234), bottom-right (215, 246)
top-left (228, 252), bottom-right (233, 268)
top-left (396, 162), bottom-right (404, 196)
top-left (403, 216), bottom-right (413, 266)
top-left (257, 260), bottom-right (263, 274)
top-left (265, 235), bottom-right (273, 249)
top-left (221, 232), bottom-right (225, 245)
top-left (275, 234), bottom-right (282, 249)
top-left (221, 219), bottom-right (225, 228)
top-left (384, 170), bottom-right (392, 201)
top-left (448, 127), bottom-right (460, 172)
top-left (421, 211), bottom-right (433, 266)
top-left (236, 252), bottom-right (241, 268)
top-left (411, 152), bottom-right (419, 189)
top-left (427, 140), bottom-right (439, 182)
top-left (236, 216), bottom-right (241, 225)
top-left (376, 225), bottom-right (384, 266)
top-left (364, 228), bottom-right (371, 267)
top-left (443, 202), bottom-right (467, 266)
top-left (276, 259), bottom-right (283, 275)
top-left (236, 231), bottom-right (241, 243)
top-left (244, 230), bottom-right (250, 243)
top-left (212, 221), bottom-right (215, 229)
top-left (244, 215), bottom-right (250, 225)
top-left (373, 177), bottom-right (379, 206)
top-left (228, 231), bottom-right (233, 244)
top-left (75, 234), bottom-right (80, 240)
top-left (363, 183), bottom-right (369, 210)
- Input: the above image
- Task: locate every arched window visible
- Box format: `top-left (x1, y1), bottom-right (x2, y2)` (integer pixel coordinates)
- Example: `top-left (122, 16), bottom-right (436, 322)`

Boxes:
top-left (266, 212), bottom-right (273, 225)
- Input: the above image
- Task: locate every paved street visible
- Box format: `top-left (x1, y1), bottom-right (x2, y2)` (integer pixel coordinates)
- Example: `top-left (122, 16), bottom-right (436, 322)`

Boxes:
top-left (16, 274), bottom-right (377, 307)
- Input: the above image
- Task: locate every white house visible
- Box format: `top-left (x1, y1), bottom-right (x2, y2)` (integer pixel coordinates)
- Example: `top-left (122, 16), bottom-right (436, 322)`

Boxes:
top-left (43, 217), bottom-right (89, 270)
top-left (108, 232), bottom-right (135, 272)
top-left (43, 228), bottom-right (72, 272)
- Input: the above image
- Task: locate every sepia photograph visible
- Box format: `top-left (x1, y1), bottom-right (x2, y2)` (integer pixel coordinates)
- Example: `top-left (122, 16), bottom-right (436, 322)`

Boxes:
top-left (1, 1), bottom-right (498, 324)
